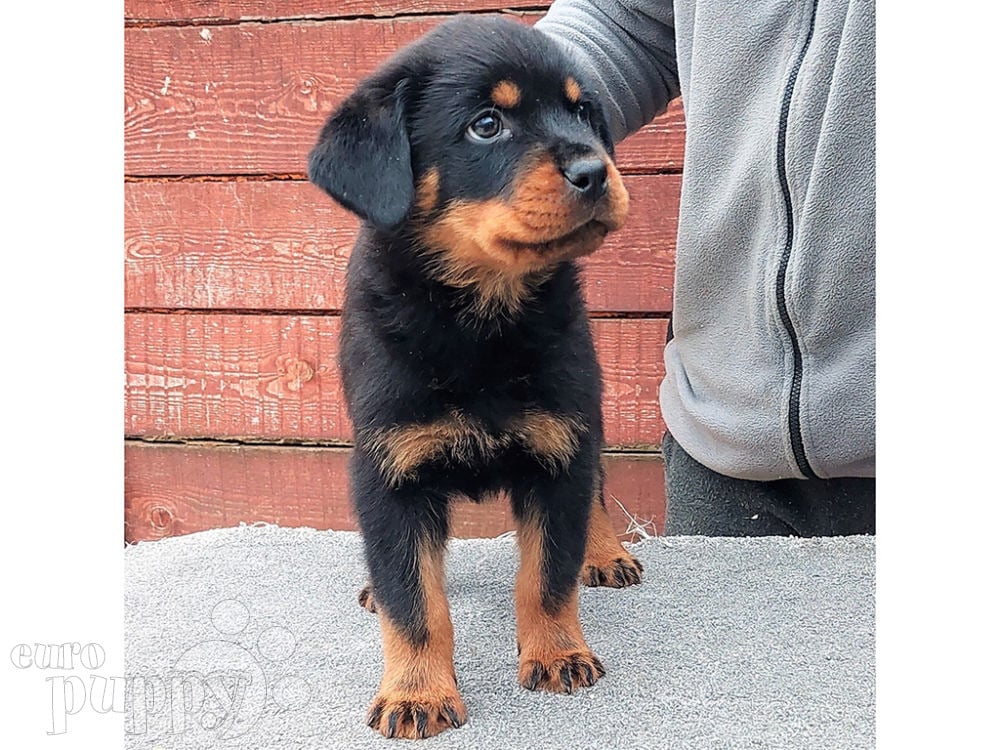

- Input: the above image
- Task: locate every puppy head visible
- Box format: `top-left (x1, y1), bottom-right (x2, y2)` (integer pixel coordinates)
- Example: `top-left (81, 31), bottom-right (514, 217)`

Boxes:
top-left (308, 15), bottom-right (629, 277)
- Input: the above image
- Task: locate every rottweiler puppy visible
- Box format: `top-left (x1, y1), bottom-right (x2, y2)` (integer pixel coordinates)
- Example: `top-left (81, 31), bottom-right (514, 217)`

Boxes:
top-left (308, 14), bottom-right (643, 740)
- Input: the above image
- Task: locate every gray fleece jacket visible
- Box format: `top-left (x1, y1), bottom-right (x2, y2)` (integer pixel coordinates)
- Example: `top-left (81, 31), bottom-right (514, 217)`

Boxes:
top-left (537, 0), bottom-right (875, 481)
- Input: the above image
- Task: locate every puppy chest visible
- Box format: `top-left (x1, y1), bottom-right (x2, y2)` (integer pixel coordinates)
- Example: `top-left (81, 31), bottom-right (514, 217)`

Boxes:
top-left (361, 409), bottom-right (586, 487)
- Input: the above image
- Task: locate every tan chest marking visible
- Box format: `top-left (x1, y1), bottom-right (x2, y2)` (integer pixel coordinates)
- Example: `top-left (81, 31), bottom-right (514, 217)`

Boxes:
top-left (364, 410), bottom-right (586, 486)
top-left (508, 411), bottom-right (585, 474)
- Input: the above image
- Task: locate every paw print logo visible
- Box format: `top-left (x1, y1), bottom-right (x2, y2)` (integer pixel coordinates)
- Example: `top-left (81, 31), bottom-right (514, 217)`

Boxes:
top-left (171, 600), bottom-right (311, 740)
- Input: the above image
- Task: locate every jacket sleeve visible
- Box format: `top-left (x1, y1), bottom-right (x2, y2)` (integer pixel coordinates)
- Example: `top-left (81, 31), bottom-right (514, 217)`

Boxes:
top-left (535, 0), bottom-right (681, 143)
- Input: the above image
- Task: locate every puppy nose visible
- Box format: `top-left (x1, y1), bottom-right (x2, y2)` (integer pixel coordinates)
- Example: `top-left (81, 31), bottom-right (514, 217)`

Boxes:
top-left (562, 158), bottom-right (608, 201)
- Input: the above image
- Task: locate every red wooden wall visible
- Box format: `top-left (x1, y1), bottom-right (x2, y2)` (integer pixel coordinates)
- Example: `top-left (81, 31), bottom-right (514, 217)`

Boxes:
top-left (124, 2), bottom-right (683, 542)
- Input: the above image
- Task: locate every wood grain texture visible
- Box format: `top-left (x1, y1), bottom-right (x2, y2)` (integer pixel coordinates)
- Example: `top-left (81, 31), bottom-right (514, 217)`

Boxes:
top-left (125, 442), bottom-right (664, 542)
top-left (124, 18), bottom-right (685, 176)
top-left (125, 1), bottom-right (546, 23)
top-left (125, 314), bottom-right (668, 448)
top-left (124, 175), bottom-right (679, 313)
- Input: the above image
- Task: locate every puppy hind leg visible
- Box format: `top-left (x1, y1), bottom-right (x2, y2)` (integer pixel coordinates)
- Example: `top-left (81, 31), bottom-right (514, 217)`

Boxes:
top-left (581, 467), bottom-right (644, 588)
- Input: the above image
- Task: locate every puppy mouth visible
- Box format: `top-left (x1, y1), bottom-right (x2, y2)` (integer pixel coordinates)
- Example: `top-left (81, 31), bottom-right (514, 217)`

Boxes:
top-left (497, 219), bottom-right (610, 257)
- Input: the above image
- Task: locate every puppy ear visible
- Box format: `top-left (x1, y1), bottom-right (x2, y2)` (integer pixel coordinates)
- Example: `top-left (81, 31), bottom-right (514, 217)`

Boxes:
top-left (308, 76), bottom-right (414, 229)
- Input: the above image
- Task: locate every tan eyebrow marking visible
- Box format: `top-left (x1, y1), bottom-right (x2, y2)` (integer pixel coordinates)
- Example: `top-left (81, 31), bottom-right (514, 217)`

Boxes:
top-left (365, 411), bottom-right (508, 487)
top-left (415, 167), bottom-right (440, 214)
top-left (491, 80), bottom-right (521, 108)
top-left (565, 77), bottom-right (582, 104)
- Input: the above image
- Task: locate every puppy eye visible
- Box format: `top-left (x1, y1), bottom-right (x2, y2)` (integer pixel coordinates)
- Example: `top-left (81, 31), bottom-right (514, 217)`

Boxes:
top-left (467, 112), bottom-right (505, 142)
top-left (574, 102), bottom-right (591, 123)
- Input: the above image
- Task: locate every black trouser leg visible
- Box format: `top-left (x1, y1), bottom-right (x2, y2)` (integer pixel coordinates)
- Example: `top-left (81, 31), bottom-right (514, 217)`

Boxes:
top-left (662, 432), bottom-right (875, 537)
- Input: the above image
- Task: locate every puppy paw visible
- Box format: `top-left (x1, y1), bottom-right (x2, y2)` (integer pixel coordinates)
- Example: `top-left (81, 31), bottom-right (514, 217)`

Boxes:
top-left (518, 650), bottom-right (606, 694)
top-left (366, 689), bottom-right (467, 739)
top-left (357, 583), bottom-right (377, 614)
top-left (581, 553), bottom-right (643, 588)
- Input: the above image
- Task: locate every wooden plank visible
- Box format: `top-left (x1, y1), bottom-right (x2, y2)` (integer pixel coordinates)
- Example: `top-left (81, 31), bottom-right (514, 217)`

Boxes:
top-left (124, 175), bottom-right (679, 313)
top-left (125, 441), bottom-right (664, 542)
top-left (595, 318), bottom-right (669, 449)
top-left (618, 101), bottom-right (686, 173)
top-left (125, 1), bottom-right (546, 23)
top-left (125, 314), bottom-right (668, 448)
top-left (125, 18), bottom-right (685, 176)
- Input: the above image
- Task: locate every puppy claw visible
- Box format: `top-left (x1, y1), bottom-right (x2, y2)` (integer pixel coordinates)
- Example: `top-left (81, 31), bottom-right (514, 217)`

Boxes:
top-left (559, 663), bottom-right (574, 694)
top-left (357, 584), bottom-right (378, 613)
top-left (525, 661), bottom-right (546, 691)
top-left (578, 660), bottom-right (592, 685)
top-left (414, 707), bottom-right (428, 738)
top-left (366, 701), bottom-right (384, 729)
top-left (593, 654), bottom-right (607, 678)
top-left (443, 702), bottom-right (464, 728)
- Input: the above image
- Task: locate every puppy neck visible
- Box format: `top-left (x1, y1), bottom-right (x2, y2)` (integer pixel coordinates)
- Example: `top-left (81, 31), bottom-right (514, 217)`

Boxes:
top-left (414, 240), bottom-right (555, 320)
top-left (361, 224), bottom-right (576, 334)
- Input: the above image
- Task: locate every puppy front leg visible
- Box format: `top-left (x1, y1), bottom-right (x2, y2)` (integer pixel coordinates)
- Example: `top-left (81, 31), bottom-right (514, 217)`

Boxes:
top-left (351, 454), bottom-right (465, 739)
top-left (511, 463), bottom-right (606, 693)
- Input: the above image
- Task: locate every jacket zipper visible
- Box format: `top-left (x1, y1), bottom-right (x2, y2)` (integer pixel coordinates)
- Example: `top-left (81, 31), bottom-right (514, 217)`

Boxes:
top-left (775, 0), bottom-right (820, 480)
